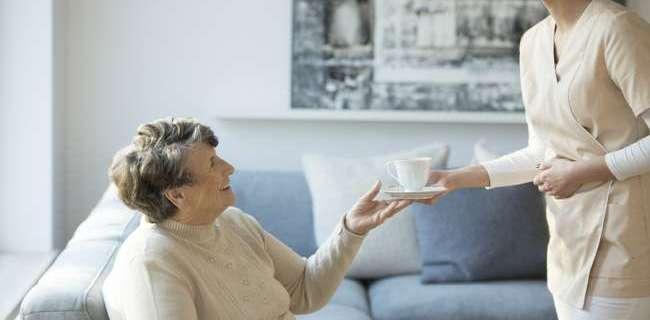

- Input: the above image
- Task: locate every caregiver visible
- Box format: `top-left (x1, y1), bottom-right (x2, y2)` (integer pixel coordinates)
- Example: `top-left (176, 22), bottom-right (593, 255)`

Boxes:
top-left (427, 0), bottom-right (650, 319)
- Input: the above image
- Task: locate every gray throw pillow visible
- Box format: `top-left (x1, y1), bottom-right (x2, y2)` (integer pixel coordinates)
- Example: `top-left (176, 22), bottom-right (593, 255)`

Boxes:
top-left (413, 183), bottom-right (549, 283)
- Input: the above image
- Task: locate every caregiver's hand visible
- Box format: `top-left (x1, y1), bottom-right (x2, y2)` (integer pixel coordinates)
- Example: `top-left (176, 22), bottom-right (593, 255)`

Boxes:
top-left (345, 181), bottom-right (414, 235)
top-left (414, 189), bottom-right (449, 205)
top-left (533, 159), bottom-right (582, 199)
top-left (426, 166), bottom-right (491, 192)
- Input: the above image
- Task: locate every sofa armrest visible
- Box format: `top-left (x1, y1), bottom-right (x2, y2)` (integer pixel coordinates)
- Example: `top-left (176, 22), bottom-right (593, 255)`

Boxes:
top-left (20, 185), bottom-right (140, 320)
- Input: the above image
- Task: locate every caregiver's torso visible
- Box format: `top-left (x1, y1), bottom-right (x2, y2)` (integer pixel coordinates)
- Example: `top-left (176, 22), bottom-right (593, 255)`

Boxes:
top-left (520, 0), bottom-right (650, 309)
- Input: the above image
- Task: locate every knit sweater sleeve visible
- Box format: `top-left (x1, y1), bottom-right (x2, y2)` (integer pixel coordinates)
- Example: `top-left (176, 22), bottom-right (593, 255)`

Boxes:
top-left (121, 254), bottom-right (198, 320)
top-left (258, 214), bottom-right (365, 314)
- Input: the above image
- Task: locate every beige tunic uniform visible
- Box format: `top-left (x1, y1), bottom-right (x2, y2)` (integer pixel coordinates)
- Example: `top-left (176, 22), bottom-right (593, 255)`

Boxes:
top-left (498, 0), bottom-right (650, 309)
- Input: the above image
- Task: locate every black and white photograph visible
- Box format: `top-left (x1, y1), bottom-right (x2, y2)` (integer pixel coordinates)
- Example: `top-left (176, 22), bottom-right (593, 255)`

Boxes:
top-left (291, 0), bottom-right (548, 115)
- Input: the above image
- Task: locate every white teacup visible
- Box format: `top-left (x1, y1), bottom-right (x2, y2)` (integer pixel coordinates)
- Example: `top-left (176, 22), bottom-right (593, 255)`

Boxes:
top-left (385, 157), bottom-right (432, 192)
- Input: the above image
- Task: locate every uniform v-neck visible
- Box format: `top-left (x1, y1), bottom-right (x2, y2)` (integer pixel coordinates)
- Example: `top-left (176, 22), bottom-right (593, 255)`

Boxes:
top-left (550, 0), bottom-right (597, 83)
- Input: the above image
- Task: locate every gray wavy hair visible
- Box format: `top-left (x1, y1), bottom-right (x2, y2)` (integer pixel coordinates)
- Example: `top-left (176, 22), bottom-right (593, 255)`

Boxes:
top-left (109, 117), bottom-right (218, 223)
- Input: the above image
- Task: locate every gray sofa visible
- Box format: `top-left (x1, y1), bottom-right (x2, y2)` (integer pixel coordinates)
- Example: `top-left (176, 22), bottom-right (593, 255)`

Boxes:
top-left (20, 170), bottom-right (557, 320)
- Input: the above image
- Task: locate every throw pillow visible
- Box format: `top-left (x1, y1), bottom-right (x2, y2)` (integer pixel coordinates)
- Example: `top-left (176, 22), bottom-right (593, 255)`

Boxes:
top-left (413, 183), bottom-right (549, 283)
top-left (302, 144), bottom-right (449, 279)
top-left (469, 139), bottom-right (501, 165)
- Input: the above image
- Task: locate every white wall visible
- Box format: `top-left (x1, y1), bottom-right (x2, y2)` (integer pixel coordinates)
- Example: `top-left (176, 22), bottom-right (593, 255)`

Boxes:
top-left (629, 0), bottom-right (650, 21)
top-left (61, 0), bottom-right (650, 243)
top-left (0, 0), bottom-right (56, 251)
top-left (53, 0), bottom-right (66, 249)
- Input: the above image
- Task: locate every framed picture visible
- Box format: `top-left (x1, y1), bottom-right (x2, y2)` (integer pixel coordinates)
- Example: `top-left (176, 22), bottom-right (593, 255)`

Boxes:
top-left (290, 0), bottom-right (549, 122)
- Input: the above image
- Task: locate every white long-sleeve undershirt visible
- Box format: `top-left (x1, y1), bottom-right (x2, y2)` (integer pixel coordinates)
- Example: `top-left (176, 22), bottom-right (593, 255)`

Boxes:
top-left (482, 112), bottom-right (650, 188)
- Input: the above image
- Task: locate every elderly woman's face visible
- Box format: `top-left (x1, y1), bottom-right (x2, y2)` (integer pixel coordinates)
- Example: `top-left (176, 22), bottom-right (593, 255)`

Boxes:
top-left (182, 143), bottom-right (235, 218)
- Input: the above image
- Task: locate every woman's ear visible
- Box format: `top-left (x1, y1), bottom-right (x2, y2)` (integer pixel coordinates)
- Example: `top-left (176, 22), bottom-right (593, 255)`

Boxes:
top-left (164, 187), bottom-right (186, 211)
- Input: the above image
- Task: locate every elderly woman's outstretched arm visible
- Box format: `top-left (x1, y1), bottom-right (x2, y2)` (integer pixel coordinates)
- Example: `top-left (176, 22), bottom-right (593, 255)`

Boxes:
top-left (237, 181), bottom-right (418, 314)
top-left (263, 215), bottom-right (364, 314)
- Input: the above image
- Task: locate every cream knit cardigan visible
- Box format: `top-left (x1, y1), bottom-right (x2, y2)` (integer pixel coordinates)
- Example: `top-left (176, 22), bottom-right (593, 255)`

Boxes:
top-left (103, 207), bottom-right (365, 320)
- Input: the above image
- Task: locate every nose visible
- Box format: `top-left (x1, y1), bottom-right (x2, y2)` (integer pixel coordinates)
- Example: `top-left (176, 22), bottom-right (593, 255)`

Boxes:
top-left (225, 160), bottom-right (235, 176)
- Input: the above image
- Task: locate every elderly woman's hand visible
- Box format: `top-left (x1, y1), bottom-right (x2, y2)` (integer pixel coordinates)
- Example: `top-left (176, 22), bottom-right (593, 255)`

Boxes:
top-left (344, 181), bottom-right (414, 235)
top-left (533, 158), bottom-right (582, 199)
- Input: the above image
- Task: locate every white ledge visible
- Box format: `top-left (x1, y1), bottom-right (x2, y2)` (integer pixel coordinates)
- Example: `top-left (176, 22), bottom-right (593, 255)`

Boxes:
top-left (216, 110), bottom-right (526, 124)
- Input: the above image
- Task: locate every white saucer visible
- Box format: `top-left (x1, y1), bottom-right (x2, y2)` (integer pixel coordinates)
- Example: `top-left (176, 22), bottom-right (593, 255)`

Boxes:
top-left (382, 186), bottom-right (447, 200)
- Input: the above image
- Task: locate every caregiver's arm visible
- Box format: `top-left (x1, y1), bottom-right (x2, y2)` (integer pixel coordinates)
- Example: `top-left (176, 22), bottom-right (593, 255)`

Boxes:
top-left (602, 12), bottom-right (650, 182)
top-left (431, 114), bottom-right (544, 191)
top-left (533, 114), bottom-right (650, 199)
top-left (605, 112), bottom-right (650, 181)
top-left (546, 112), bottom-right (650, 188)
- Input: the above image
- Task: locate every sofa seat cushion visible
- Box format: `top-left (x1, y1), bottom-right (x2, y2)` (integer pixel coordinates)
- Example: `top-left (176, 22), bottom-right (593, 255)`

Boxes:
top-left (298, 278), bottom-right (370, 320)
top-left (329, 278), bottom-right (369, 313)
top-left (296, 305), bottom-right (371, 320)
top-left (368, 275), bottom-right (557, 320)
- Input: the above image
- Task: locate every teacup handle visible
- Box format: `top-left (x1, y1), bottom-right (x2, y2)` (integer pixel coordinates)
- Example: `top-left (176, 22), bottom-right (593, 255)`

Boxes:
top-left (386, 161), bottom-right (399, 183)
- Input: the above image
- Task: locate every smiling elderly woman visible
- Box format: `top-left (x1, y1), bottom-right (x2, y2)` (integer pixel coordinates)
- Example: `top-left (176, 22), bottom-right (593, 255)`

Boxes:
top-left (101, 117), bottom-right (423, 320)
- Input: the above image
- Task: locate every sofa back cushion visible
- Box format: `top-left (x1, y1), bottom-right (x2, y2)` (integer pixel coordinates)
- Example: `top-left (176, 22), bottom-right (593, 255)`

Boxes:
top-left (413, 183), bottom-right (549, 283)
top-left (230, 170), bottom-right (317, 257)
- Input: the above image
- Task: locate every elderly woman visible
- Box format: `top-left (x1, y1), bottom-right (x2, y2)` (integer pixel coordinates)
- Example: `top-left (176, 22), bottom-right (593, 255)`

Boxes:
top-left (102, 117), bottom-right (430, 320)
